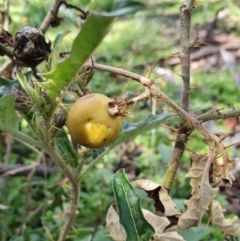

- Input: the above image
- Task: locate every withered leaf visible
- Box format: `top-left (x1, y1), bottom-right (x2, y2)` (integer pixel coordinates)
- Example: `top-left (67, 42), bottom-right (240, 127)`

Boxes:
top-left (106, 204), bottom-right (185, 241)
top-left (208, 200), bottom-right (240, 237)
top-left (106, 205), bottom-right (126, 241)
top-left (132, 179), bottom-right (181, 217)
top-left (186, 151), bottom-right (208, 179)
top-left (177, 198), bottom-right (201, 230)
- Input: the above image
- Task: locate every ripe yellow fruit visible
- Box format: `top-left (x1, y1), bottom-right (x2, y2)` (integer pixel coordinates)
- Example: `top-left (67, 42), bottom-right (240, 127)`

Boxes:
top-left (67, 93), bottom-right (122, 148)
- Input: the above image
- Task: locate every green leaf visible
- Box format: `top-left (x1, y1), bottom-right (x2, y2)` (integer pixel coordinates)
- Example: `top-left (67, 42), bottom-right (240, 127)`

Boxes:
top-left (0, 221), bottom-right (13, 237)
top-left (92, 227), bottom-right (113, 241)
top-left (0, 95), bottom-right (19, 129)
top-left (112, 170), bottom-right (154, 241)
top-left (178, 225), bottom-right (209, 241)
top-left (80, 113), bottom-right (171, 179)
top-left (110, 113), bottom-right (170, 148)
top-left (23, 227), bottom-right (31, 241)
top-left (45, 30), bottom-right (71, 71)
top-left (56, 130), bottom-right (78, 167)
top-left (0, 77), bottom-right (18, 97)
top-left (113, 0), bottom-right (147, 15)
top-left (157, 144), bottom-right (173, 165)
top-left (17, 73), bottom-right (47, 112)
top-left (0, 76), bottom-right (16, 87)
top-left (40, 13), bottom-right (115, 102)
top-left (88, 0), bottom-right (115, 12)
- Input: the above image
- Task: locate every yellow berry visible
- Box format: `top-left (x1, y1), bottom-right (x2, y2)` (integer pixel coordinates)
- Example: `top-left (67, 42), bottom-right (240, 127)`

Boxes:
top-left (67, 93), bottom-right (122, 148)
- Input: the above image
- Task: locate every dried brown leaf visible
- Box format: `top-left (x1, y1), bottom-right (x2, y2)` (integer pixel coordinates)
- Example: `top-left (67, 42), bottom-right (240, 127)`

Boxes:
top-left (179, 151), bottom-right (219, 230)
top-left (144, 209), bottom-right (170, 235)
top-left (209, 200), bottom-right (240, 237)
top-left (186, 151), bottom-right (208, 179)
top-left (187, 150), bottom-right (234, 187)
top-left (106, 205), bottom-right (126, 241)
top-left (177, 198), bottom-right (200, 229)
top-left (154, 232), bottom-right (185, 241)
top-left (106, 204), bottom-right (185, 241)
top-left (132, 179), bottom-right (181, 217)
top-left (190, 178), bottom-right (200, 197)
top-left (201, 179), bottom-right (219, 212)
top-left (177, 179), bottom-right (218, 229)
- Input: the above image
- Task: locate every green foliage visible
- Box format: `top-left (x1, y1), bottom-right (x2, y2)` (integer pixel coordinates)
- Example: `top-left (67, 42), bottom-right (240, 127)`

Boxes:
top-left (41, 14), bottom-right (115, 104)
top-left (45, 30), bottom-right (71, 72)
top-left (112, 113), bottom-right (171, 148)
top-left (112, 170), bottom-right (155, 241)
top-left (17, 73), bottom-right (47, 113)
top-left (80, 113), bottom-right (170, 180)
top-left (0, 95), bottom-right (19, 129)
top-left (55, 130), bottom-right (78, 168)
top-left (178, 226), bottom-right (210, 241)
top-left (1, 1), bottom-right (240, 241)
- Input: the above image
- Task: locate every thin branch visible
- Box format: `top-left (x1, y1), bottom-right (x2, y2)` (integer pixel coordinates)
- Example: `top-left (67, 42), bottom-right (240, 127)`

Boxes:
top-left (3, 133), bottom-right (12, 164)
top-left (179, 4), bottom-right (191, 112)
top-left (1, 163), bottom-right (40, 177)
top-left (184, 0), bottom-right (196, 10)
top-left (40, 0), bottom-right (61, 34)
top-left (84, 63), bottom-right (153, 85)
top-left (42, 219), bottom-right (55, 241)
top-left (0, 43), bottom-right (13, 58)
top-left (0, 125), bottom-right (43, 149)
top-left (0, 164), bottom-right (57, 177)
top-left (79, 148), bottom-right (107, 181)
top-left (163, 3), bottom-right (192, 191)
top-left (84, 62), bottom-right (230, 182)
top-left (198, 108), bottom-right (240, 123)
top-left (44, 147), bottom-right (79, 241)
top-left (82, 63), bottom-right (218, 131)
top-left (15, 142), bottom-right (45, 235)
top-left (40, 0), bottom-right (88, 34)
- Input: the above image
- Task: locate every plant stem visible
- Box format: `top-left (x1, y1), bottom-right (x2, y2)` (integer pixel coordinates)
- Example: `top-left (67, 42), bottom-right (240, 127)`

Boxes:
top-left (198, 108), bottom-right (240, 122)
top-left (40, 0), bottom-right (60, 34)
top-left (83, 63), bottom-right (232, 136)
top-left (0, 43), bottom-right (13, 58)
top-left (79, 149), bottom-right (109, 181)
top-left (179, 5), bottom-right (191, 112)
top-left (45, 146), bottom-right (79, 241)
top-left (163, 3), bottom-right (192, 191)
top-left (0, 125), bottom-right (42, 148)
top-left (84, 61), bottom-right (231, 188)
top-left (85, 63), bottom-right (240, 123)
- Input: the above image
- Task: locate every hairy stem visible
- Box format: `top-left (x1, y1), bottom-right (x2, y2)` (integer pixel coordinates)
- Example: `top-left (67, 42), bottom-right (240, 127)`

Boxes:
top-left (0, 125), bottom-right (42, 148)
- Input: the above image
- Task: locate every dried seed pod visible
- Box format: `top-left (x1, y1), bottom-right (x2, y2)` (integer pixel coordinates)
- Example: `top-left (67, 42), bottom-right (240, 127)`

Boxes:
top-left (13, 27), bottom-right (51, 67)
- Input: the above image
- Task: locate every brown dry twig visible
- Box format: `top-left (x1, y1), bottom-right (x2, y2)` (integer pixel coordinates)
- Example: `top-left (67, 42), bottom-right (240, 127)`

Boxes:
top-left (0, 42), bottom-right (13, 58)
top-left (84, 61), bottom-right (232, 184)
top-left (40, 0), bottom-right (88, 33)
top-left (162, 2), bottom-right (194, 191)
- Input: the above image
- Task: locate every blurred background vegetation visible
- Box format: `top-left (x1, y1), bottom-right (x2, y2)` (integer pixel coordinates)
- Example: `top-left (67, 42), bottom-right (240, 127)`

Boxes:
top-left (1, 0), bottom-right (240, 240)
